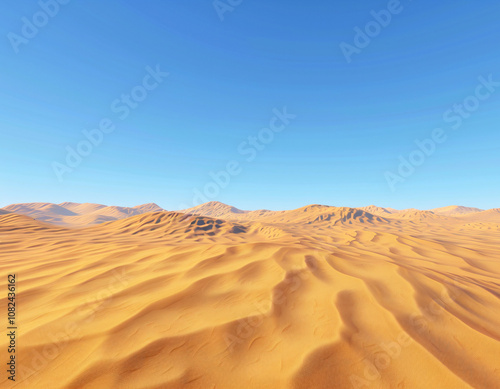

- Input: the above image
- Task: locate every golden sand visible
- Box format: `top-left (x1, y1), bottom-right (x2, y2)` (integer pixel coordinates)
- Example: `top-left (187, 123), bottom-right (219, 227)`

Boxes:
top-left (0, 203), bottom-right (499, 388)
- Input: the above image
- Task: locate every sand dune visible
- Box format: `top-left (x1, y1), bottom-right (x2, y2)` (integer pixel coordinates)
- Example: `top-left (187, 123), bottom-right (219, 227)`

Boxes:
top-left (430, 205), bottom-right (484, 216)
top-left (180, 201), bottom-right (248, 218)
top-left (59, 202), bottom-right (109, 214)
top-left (1, 202), bottom-right (499, 388)
top-left (359, 205), bottom-right (396, 216)
top-left (0, 202), bottom-right (165, 227)
top-left (457, 208), bottom-right (500, 223)
top-left (247, 205), bottom-right (389, 225)
top-left (387, 209), bottom-right (442, 220)
top-left (3, 202), bottom-right (79, 219)
top-left (132, 203), bottom-right (165, 214)
top-left (182, 202), bottom-right (387, 225)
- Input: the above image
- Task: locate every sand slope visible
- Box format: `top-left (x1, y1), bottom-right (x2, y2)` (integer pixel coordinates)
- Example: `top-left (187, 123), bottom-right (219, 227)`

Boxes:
top-left (0, 203), bottom-right (499, 389)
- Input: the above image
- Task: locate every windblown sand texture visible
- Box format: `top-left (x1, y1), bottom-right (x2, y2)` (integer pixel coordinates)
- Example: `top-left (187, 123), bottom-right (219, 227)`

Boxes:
top-left (1, 202), bottom-right (499, 388)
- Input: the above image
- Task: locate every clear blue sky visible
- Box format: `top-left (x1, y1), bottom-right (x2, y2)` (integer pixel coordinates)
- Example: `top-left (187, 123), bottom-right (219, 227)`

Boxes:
top-left (1, 0), bottom-right (499, 211)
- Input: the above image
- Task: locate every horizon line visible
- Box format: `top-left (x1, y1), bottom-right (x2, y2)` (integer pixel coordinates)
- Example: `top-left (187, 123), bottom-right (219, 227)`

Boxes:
top-left (0, 200), bottom-right (495, 213)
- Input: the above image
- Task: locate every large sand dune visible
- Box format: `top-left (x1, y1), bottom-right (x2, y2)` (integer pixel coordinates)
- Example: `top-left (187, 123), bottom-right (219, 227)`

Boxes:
top-left (0, 202), bottom-right (499, 388)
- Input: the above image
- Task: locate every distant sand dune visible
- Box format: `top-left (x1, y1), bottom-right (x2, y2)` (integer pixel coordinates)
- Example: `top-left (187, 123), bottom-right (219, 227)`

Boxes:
top-left (0, 202), bottom-right (165, 227)
top-left (430, 205), bottom-right (484, 216)
top-left (0, 202), bottom-right (499, 388)
top-left (359, 205), bottom-right (397, 216)
top-left (457, 208), bottom-right (500, 223)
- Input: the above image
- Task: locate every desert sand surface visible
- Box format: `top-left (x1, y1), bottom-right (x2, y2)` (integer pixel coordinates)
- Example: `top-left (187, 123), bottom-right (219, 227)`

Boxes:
top-left (1, 202), bottom-right (499, 389)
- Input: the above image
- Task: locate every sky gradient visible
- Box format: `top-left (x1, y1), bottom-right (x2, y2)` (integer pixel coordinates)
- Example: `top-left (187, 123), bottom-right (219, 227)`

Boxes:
top-left (1, 0), bottom-right (500, 211)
